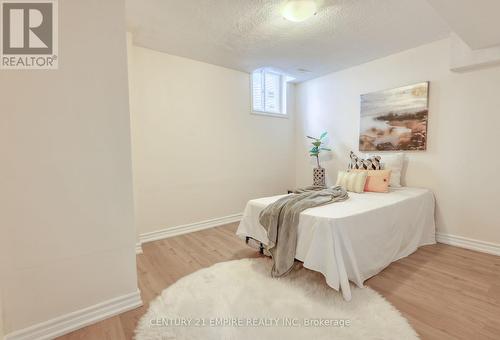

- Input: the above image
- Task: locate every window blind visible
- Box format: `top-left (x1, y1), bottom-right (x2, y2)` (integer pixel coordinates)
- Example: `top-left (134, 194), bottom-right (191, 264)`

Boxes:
top-left (264, 72), bottom-right (281, 113)
top-left (252, 71), bottom-right (264, 112)
top-left (251, 69), bottom-right (286, 115)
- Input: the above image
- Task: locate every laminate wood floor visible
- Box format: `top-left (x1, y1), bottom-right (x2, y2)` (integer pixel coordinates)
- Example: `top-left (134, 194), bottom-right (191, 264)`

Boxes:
top-left (57, 223), bottom-right (500, 340)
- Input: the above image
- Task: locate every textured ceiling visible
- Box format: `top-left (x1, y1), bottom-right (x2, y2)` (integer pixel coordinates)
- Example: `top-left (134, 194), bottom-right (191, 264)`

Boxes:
top-left (427, 0), bottom-right (500, 50)
top-left (126, 0), bottom-right (450, 82)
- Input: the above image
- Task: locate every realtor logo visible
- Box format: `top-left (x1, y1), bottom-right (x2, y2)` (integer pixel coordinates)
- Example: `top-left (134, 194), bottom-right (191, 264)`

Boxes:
top-left (1, 0), bottom-right (58, 69)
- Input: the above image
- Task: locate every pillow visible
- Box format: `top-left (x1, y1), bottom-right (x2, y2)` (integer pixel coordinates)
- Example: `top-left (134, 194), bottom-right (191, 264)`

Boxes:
top-left (336, 171), bottom-right (367, 193)
top-left (367, 153), bottom-right (404, 187)
top-left (351, 169), bottom-right (392, 193)
top-left (349, 151), bottom-right (381, 170)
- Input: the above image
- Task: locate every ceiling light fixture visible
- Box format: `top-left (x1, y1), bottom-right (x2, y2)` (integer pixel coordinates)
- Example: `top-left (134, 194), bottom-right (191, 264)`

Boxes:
top-left (282, 0), bottom-right (318, 22)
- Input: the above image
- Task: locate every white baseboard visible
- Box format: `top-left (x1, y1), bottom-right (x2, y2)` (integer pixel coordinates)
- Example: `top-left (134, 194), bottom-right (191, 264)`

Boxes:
top-left (436, 232), bottom-right (500, 256)
top-left (135, 242), bottom-right (143, 254)
top-left (5, 290), bottom-right (143, 340)
top-left (139, 213), bottom-right (243, 245)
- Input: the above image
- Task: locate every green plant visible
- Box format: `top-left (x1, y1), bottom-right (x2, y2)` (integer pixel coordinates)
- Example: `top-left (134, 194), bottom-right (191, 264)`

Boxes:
top-left (307, 132), bottom-right (331, 168)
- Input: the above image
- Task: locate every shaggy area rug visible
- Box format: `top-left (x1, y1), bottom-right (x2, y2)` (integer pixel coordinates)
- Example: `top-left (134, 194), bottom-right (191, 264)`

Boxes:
top-left (135, 258), bottom-right (418, 340)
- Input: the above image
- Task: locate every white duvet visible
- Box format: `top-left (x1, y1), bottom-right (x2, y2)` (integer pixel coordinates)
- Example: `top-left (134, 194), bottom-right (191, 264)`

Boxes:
top-left (236, 187), bottom-right (436, 300)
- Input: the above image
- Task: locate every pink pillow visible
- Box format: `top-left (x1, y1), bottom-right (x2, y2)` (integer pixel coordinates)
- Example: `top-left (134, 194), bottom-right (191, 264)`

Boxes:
top-left (351, 170), bottom-right (392, 193)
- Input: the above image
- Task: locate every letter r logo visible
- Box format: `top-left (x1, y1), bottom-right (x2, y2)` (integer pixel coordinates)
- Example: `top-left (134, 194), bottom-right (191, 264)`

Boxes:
top-left (2, 1), bottom-right (53, 54)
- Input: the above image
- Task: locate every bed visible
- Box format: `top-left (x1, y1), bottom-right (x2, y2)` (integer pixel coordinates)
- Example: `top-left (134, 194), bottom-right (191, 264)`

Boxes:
top-left (236, 187), bottom-right (436, 300)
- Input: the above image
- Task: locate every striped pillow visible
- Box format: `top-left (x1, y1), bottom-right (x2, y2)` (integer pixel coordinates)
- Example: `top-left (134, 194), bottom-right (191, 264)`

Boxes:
top-left (336, 171), bottom-right (367, 193)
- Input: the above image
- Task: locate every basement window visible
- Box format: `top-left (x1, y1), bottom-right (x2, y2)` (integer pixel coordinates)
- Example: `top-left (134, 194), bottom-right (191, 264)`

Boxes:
top-left (251, 69), bottom-right (288, 117)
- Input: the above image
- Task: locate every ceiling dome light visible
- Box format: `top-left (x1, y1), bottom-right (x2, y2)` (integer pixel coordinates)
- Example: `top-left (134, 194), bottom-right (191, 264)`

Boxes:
top-left (282, 0), bottom-right (317, 22)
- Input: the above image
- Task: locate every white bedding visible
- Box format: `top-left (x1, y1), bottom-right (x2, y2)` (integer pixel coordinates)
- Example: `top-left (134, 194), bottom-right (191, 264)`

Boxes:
top-left (236, 187), bottom-right (436, 300)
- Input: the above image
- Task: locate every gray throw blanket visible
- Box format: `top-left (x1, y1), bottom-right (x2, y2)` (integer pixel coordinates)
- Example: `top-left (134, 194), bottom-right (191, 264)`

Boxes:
top-left (259, 185), bottom-right (348, 277)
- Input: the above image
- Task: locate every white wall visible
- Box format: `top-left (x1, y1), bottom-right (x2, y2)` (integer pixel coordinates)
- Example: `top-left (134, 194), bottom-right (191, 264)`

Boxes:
top-left (295, 38), bottom-right (500, 245)
top-left (128, 45), bottom-right (295, 234)
top-left (0, 0), bottom-right (138, 334)
top-left (1, 197), bottom-right (6, 339)
top-left (0, 296), bottom-right (3, 340)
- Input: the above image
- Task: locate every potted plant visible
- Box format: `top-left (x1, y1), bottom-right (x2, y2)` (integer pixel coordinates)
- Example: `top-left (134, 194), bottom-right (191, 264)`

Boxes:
top-left (307, 132), bottom-right (331, 186)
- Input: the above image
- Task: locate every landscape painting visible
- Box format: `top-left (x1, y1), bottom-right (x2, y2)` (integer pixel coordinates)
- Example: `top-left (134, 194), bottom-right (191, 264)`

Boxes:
top-left (359, 82), bottom-right (429, 151)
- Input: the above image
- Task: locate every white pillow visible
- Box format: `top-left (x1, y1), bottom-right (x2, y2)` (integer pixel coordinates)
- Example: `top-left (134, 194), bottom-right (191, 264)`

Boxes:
top-left (367, 153), bottom-right (404, 187)
top-left (336, 171), bottom-right (367, 193)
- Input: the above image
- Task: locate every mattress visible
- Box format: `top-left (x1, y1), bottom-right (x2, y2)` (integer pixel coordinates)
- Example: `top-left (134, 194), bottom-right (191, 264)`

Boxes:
top-left (236, 187), bottom-right (436, 300)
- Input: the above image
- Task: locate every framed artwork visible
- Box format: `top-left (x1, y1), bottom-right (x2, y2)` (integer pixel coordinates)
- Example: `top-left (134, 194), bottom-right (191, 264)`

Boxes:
top-left (359, 82), bottom-right (429, 151)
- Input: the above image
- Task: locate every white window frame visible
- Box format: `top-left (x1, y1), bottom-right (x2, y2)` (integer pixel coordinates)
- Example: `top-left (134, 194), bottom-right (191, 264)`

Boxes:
top-left (251, 69), bottom-right (288, 118)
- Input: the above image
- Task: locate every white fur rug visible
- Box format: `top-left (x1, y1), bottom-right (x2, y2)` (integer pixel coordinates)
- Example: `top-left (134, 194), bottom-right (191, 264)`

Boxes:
top-left (135, 258), bottom-right (418, 340)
